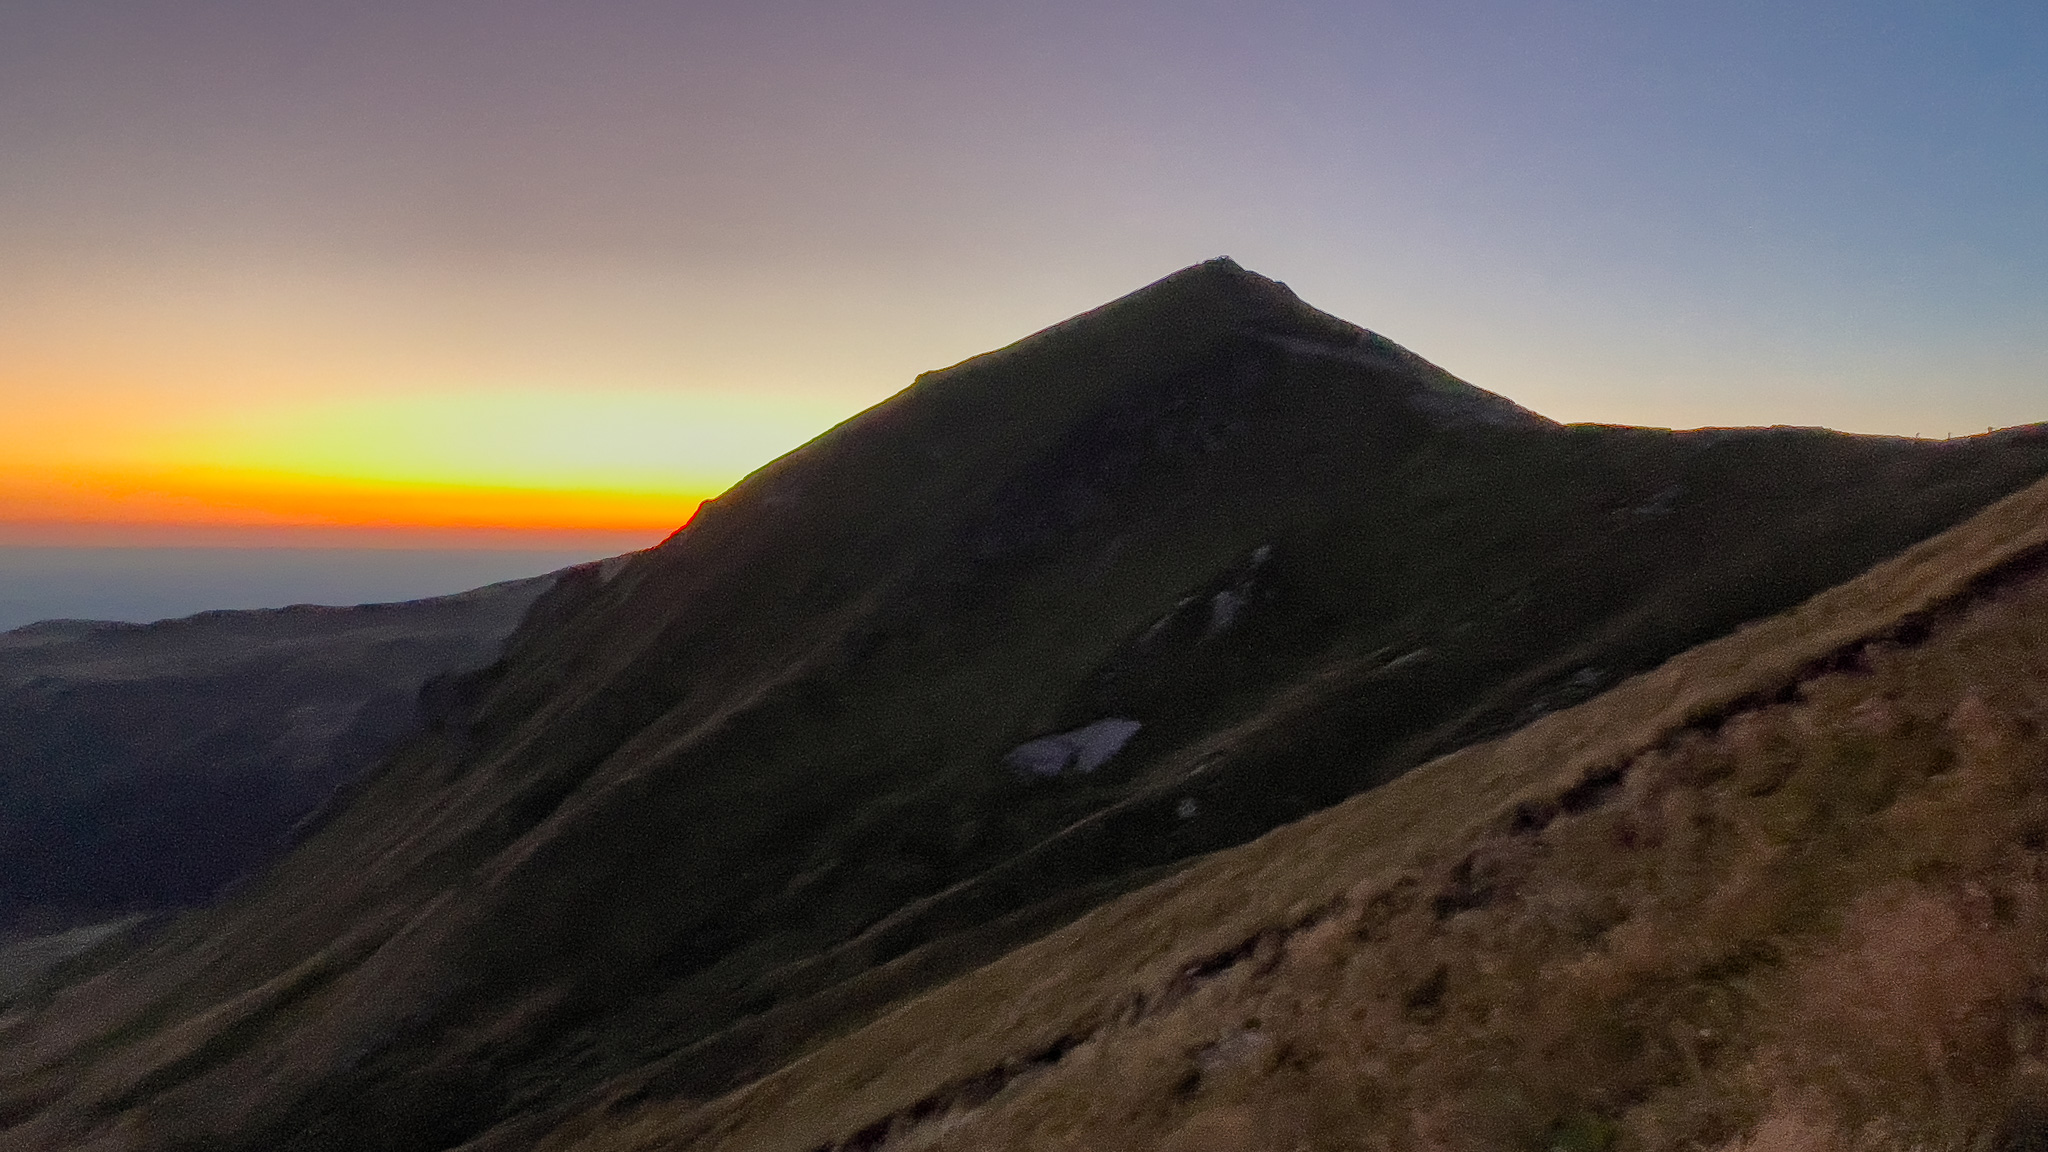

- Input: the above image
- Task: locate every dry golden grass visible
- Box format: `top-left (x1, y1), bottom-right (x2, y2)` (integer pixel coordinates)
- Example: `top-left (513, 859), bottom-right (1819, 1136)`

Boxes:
top-left (534, 474), bottom-right (2048, 1152)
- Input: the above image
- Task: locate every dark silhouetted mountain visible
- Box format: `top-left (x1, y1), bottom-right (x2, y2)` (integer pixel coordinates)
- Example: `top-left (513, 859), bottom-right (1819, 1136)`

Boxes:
top-left (5, 259), bottom-right (2048, 1152)
top-left (584, 440), bottom-right (2048, 1152)
top-left (0, 574), bottom-right (560, 931)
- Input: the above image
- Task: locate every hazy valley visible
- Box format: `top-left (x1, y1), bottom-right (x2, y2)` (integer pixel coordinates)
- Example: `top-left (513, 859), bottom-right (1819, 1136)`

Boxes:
top-left (0, 574), bottom-right (561, 932)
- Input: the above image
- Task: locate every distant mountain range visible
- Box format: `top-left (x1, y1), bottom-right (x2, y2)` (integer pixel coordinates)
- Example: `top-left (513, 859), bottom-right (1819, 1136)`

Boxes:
top-left (5, 258), bottom-right (2048, 1152)
top-left (0, 573), bottom-right (562, 931)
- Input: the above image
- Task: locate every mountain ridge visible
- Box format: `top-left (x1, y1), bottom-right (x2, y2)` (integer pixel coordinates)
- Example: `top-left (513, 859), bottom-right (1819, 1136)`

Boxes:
top-left (579, 450), bottom-right (2048, 1152)
top-left (0, 574), bottom-right (566, 931)
top-left (6, 262), bottom-right (2048, 1151)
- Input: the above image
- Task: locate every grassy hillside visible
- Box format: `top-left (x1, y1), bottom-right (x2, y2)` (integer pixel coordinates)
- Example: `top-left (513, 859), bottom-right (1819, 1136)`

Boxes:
top-left (566, 442), bottom-right (2048, 1152)
top-left (4, 259), bottom-right (2048, 1152)
top-left (0, 574), bottom-right (557, 929)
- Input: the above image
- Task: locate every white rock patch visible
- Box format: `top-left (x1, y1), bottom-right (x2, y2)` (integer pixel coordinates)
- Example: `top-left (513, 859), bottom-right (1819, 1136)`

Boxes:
top-left (1003, 718), bottom-right (1143, 777)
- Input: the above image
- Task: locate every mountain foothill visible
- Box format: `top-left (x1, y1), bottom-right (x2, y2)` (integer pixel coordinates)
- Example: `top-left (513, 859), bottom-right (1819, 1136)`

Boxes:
top-left (6, 259), bottom-right (2048, 1152)
top-left (0, 575), bottom-right (560, 934)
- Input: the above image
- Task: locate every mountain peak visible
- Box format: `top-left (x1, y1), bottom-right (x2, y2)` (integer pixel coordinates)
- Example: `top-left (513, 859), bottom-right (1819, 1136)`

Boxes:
top-left (1107, 255), bottom-right (1324, 324)
top-left (691, 261), bottom-right (1551, 551)
top-left (876, 258), bottom-right (1550, 449)
top-left (924, 257), bottom-right (1360, 385)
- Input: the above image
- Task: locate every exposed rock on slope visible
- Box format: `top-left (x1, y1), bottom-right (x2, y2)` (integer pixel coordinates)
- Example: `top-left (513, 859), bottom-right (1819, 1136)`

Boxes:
top-left (6, 259), bottom-right (2048, 1152)
top-left (0, 574), bottom-right (559, 930)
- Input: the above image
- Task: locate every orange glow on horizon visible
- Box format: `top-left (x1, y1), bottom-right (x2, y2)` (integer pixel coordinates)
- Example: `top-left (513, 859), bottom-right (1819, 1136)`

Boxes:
top-left (0, 461), bottom-right (711, 545)
top-left (0, 365), bottom-right (862, 546)
top-left (0, 273), bottom-right (884, 549)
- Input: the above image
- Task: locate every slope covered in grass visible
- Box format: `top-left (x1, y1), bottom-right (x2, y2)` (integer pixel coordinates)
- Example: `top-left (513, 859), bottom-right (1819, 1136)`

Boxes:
top-left (567, 439), bottom-right (2048, 1152)
top-left (4, 259), bottom-right (2048, 1152)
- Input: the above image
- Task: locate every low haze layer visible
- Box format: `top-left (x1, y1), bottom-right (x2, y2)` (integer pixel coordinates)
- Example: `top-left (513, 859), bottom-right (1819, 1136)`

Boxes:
top-left (0, 546), bottom-right (628, 630)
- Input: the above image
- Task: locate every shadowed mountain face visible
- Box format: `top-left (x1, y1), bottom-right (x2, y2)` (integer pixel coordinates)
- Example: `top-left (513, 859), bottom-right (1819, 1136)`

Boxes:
top-left (579, 452), bottom-right (2048, 1152)
top-left (6, 258), bottom-right (2048, 1152)
top-left (0, 575), bottom-right (558, 932)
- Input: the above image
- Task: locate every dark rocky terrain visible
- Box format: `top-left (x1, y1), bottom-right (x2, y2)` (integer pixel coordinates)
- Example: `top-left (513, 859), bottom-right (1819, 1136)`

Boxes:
top-left (6, 258), bottom-right (2048, 1152)
top-left (0, 573), bottom-right (561, 931)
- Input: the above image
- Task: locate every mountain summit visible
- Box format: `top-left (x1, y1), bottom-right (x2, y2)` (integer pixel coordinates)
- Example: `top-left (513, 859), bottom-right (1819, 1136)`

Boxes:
top-left (5, 262), bottom-right (2048, 1152)
top-left (886, 256), bottom-right (1549, 436)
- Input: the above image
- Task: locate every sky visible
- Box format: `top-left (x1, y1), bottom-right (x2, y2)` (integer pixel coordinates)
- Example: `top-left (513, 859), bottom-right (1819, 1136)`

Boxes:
top-left (2, 1), bottom-right (2046, 617)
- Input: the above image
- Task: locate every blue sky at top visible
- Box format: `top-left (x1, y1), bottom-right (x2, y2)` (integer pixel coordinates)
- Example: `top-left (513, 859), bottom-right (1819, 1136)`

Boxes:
top-left (1, 0), bottom-right (2043, 501)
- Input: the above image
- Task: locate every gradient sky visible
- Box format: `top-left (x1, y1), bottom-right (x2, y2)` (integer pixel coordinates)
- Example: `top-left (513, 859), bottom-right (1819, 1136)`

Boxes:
top-left (4, 0), bottom-right (2046, 550)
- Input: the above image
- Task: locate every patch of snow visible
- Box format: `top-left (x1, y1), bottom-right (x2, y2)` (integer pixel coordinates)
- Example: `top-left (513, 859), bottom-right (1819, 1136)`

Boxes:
top-left (1208, 588), bottom-right (1244, 635)
top-left (1003, 718), bottom-right (1143, 777)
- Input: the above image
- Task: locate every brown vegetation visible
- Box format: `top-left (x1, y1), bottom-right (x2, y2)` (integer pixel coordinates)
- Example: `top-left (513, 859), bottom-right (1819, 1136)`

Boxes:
top-left (553, 471), bottom-right (2048, 1152)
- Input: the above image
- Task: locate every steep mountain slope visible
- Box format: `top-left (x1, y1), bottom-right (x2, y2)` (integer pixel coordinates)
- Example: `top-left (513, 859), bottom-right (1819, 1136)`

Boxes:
top-left (4, 258), bottom-right (2048, 1152)
top-left (0, 574), bottom-right (559, 930)
top-left (580, 454), bottom-right (2048, 1152)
